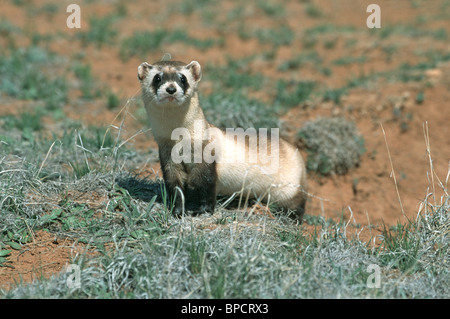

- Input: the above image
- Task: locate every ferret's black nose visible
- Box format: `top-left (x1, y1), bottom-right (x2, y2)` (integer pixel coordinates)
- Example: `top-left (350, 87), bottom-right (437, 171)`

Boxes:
top-left (166, 87), bottom-right (177, 94)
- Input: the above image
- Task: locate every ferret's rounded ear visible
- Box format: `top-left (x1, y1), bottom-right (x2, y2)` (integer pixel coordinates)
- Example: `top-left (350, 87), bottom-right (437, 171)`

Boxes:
top-left (186, 61), bottom-right (202, 82)
top-left (138, 62), bottom-right (152, 81)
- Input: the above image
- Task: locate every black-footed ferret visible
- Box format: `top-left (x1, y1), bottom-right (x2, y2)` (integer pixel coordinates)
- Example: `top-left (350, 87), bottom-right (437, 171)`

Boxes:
top-left (138, 60), bottom-right (307, 220)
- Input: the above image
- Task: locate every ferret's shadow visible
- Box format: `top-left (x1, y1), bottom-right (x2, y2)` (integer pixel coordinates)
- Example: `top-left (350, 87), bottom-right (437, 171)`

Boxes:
top-left (116, 174), bottom-right (164, 203)
top-left (115, 174), bottom-right (280, 217)
top-left (116, 174), bottom-right (235, 208)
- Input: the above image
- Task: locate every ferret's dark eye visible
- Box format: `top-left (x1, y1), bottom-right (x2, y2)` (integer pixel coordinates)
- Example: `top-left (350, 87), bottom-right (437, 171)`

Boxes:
top-left (180, 74), bottom-right (187, 85)
top-left (153, 74), bottom-right (162, 83)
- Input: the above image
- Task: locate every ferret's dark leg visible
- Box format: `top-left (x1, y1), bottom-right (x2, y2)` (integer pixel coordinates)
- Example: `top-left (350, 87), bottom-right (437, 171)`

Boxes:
top-left (185, 162), bottom-right (217, 214)
top-left (159, 147), bottom-right (187, 217)
top-left (293, 199), bottom-right (306, 223)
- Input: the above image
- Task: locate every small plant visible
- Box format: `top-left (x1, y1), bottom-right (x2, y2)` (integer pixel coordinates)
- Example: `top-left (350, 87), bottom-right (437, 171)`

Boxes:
top-left (72, 63), bottom-right (101, 99)
top-left (106, 91), bottom-right (120, 109)
top-left (0, 46), bottom-right (68, 110)
top-left (77, 14), bottom-right (118, 47)
top-left (254, 25), bottom-right (294, 47)
top-left (206, 58), bottom-right (264, 92)
top-left (379, 222), bottom-right (421, 273)
top-left (305, 3), bottom-right (324, 18)
top-left (82, 126), bottom-right (116, 150)
top-left (277, 52), bottom-right (323, 71)
top-left (189, 236), bottom-right (206, 274)
top-left (333, 55), bottom-right (367, 66)
top-left (120, 29), bottom-right (218, 60)
top-left (0, 19), bottom-right (20, 39)
top-left (1, 111), bottom-right (43, 132)
top-left (275, 79), bottom-right (316, 108)
top-left (298, 117), bottom-right (365, 175)
top-left (202, 92), bottom-right (280, 130)
top-left (257, 0), bottom-right (285, 17)
top-left (323, 87), bottom-right (347, 105)
top-left (415, 91), bottom-right (425, 104)
top-left (323, 38), bottom-right (338, 49)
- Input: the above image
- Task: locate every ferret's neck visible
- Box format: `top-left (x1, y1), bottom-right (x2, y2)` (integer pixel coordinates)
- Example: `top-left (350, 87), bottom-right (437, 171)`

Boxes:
top-left (145, 92), bottom-right (208, 143)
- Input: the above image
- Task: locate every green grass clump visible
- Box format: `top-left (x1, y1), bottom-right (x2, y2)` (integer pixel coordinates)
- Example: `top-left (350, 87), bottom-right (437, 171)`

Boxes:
top-left (72, 63), bottom-right (100, 99)
top-left (333, 55), bottom-right (367, 66)
top-left (254, 25), bottom-right (294, 47)
top-left (0, 46), bottom-right (67, 110)
top-left (0, 111), bottom-right (44, 144)
top-left (278, 51), bottom-right (323, 71)
top-left (120, 29), bottom-right (218, 60)
top-left (0, 19), bottom-right (20, 41)
top-left (77, 14), bottom-right (118, 47)
top-left (106, 91), bottom-right (120, 109)
top-left (202, 92), bottom-right (281, 130)
top-left (322, 87), bottom-right (347, 105)
top-left (206, 57), bottom-right (264, 93)
top-left (305, 3), bottom-right (324, 18)
top-left (275, 79), bottom-right (316, 108)
top-left (1, 111), bottom-right (43, 132)
top-left (378, 198), bottom-right (449, 275)
top-left (298, 117), bottom-right (365, 175)
top-left (237, 24), bottom-right (294, 48)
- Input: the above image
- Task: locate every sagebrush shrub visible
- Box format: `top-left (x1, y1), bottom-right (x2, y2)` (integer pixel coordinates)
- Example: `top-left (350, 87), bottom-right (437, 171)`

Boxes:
top-left (298, 117), bottom-right (365, 175)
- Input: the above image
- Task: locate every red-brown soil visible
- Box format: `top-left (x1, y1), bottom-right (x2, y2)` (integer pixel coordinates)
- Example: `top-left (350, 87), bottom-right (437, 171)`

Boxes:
top-left (0, 230), bottom-right (93, 290)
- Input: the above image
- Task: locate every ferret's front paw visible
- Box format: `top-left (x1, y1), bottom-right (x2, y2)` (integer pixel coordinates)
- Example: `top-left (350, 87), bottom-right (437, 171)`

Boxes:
top-left (192, 203), bottom-right (215, 215)
top-left (172, 205), bottom-right (184, 218)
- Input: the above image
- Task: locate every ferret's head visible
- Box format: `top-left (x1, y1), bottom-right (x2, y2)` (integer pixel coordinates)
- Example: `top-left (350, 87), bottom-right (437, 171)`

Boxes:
top-left (138, 60), bottom-right (202, 107)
